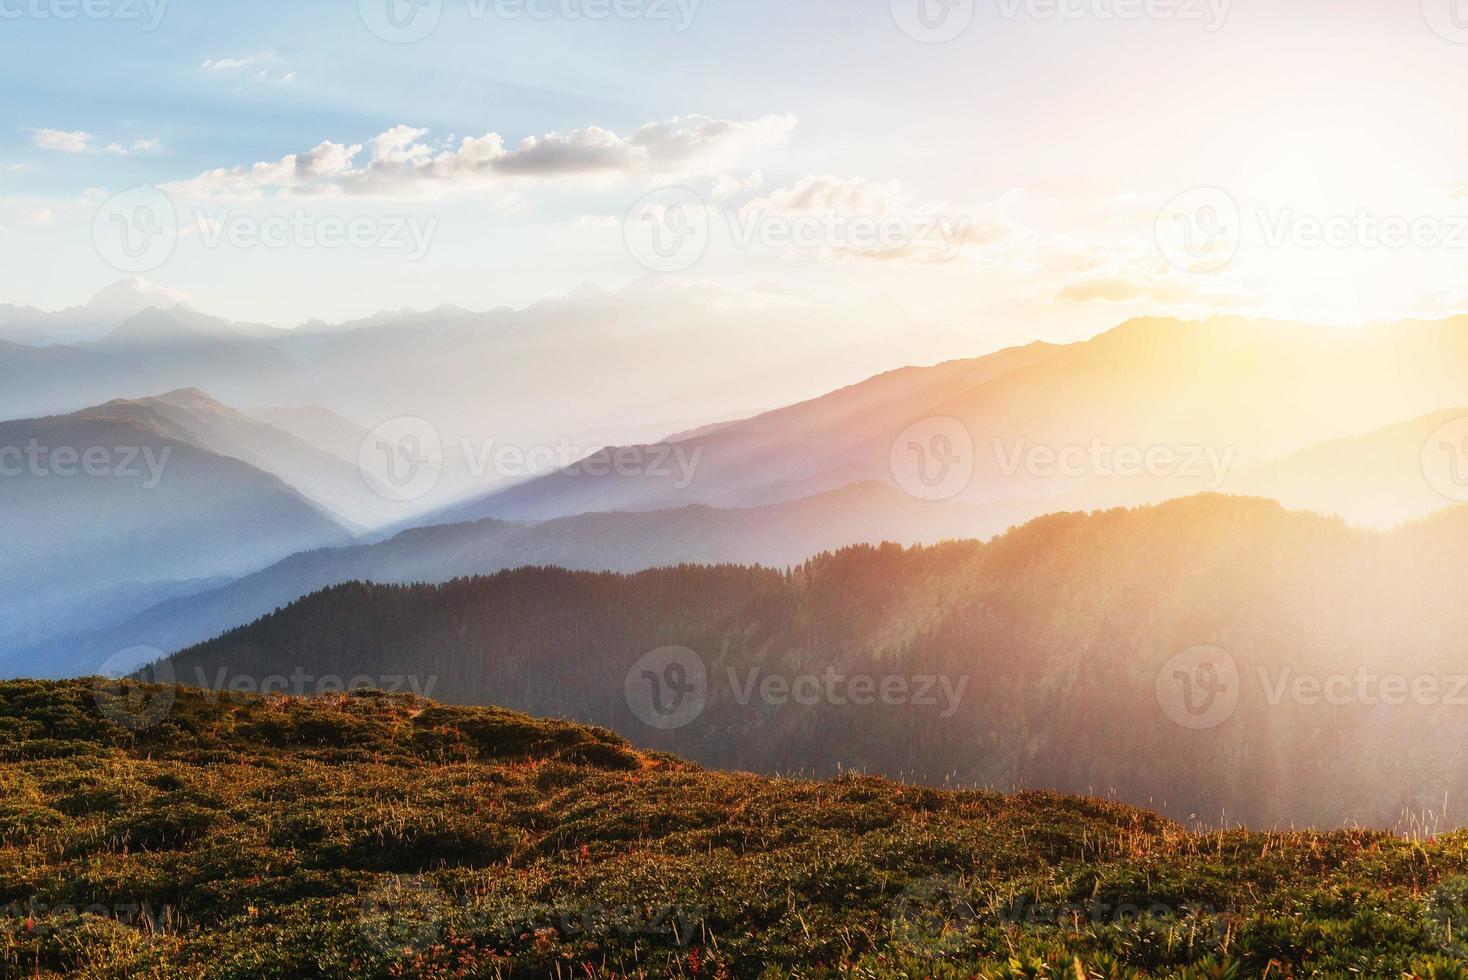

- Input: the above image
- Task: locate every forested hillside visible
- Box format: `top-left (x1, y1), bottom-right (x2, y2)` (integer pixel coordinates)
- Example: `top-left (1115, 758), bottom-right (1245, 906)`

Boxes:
top-left (165, 494), bottom-right (1468, 829)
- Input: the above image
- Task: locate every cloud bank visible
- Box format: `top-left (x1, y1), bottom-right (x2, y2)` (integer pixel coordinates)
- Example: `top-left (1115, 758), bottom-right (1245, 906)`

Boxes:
top-left (165, 114), bottom-right (798, 199)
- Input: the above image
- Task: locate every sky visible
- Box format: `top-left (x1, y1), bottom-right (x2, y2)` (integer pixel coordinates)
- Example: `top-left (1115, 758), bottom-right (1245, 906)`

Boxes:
top-left (4, 0), bottom-right (1468, 351)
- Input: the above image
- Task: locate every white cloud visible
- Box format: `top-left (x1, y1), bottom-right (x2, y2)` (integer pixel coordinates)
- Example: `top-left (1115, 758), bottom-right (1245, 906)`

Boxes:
top-left (710, 170), bottom-right (765, 201)
top-left (202, 52), bottom-right (295, 84)
top-left (164, 114), bottom-right (798, 200)
top-left (32, 130), bottom-right (159, 156)
top-left (104, 139), bottom-right (163, 157)
top-left (575, 214), bottom-right (621, 230)
top-left (740, 175), bottom-right (1014, 264)
top-left (202, 56), bottom-right (258, 71)
top-left (748, 175), bottom-right (910, 217)
top-left (32, 129), bottom-right (93, 154)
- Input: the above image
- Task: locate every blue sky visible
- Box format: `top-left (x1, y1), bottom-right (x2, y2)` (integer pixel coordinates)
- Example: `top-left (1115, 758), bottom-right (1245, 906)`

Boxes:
top-left (5, 0), bottom-right (1468, 343)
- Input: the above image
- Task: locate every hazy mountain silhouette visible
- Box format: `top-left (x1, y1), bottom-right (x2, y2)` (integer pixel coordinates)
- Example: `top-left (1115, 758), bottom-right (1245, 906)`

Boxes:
top-left (0, 397), bottom-right (353, 664)
top-left (429, 316), bottom-right (1468, 526)
top-left (0, 278), bottom-right (190, 346)
top-left (162, 494), bottom-right (1468, 829)
top-left (36, 481), bottom-right (1016, 679)
top-left (1225, 407), bottom-right (1468, 527)
top-left (85, 388), bottom-right (402, 530)
top-left (0, 280), bottom-right (976, 467)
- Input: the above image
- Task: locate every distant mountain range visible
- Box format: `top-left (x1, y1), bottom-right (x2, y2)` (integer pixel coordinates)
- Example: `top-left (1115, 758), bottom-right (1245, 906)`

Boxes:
top-left (0, 278), bottom-right (195, 346)
top-left (25, 481), bottom-right (1015, 679)
top-left (1226, 406), bottom-right (1468, 528)
top-left (0, 278), bottom-right (973, 472)
top-left (8, 292), bottom-right (1468, 694)
top-left (0, 396), bottom-right (353, 658)
top-left (162, 494), bottom-right (1468, 829)
top-left (82, 388), bottom-right (404, 531)
top-left (431, 315), bottom-right (1468, 527)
